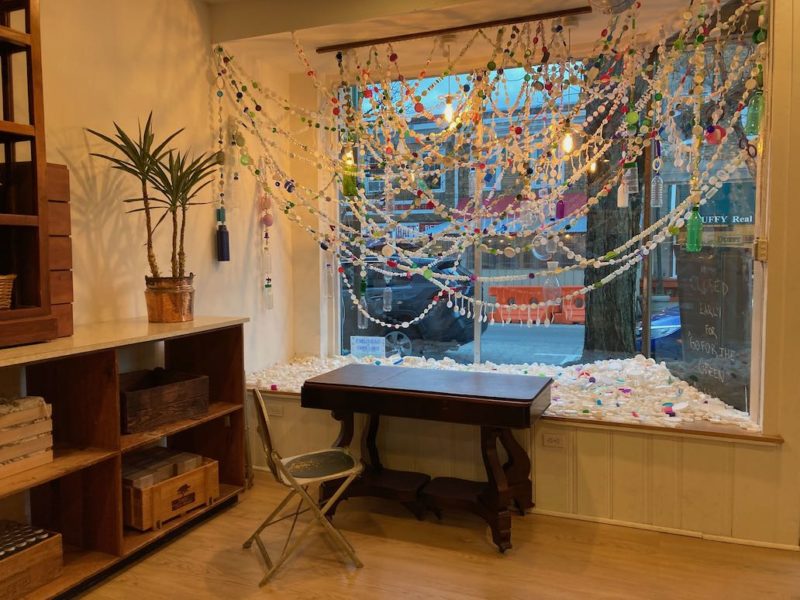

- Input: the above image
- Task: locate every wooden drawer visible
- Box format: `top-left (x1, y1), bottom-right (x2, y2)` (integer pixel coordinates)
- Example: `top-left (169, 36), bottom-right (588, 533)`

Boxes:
top-left (123, 458), bottom-right (220, 531)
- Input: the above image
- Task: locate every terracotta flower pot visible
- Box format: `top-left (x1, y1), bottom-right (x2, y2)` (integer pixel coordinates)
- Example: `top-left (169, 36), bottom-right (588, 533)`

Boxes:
top-left (144, 275), bottom-right (194, 323)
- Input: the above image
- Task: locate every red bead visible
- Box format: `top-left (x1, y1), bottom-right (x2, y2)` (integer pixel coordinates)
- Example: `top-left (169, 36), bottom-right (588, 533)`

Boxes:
top-left (387, 260), bottom-right (398, 268)
top-left (389, 52), bottom-right (398, 62)
top-left (514, 126), bottom-right (523, 135)
top-left (338, 266), bottom-right (344, 273)
top-left (426, 201), bottom-right (435, 209)
top-left (332, 107), bottom-right (340, 115)
top-left (414, 102), bottom-right (424, 113)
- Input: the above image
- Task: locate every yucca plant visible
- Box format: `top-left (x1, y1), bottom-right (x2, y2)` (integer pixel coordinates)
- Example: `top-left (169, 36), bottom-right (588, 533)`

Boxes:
top-left (86, 113), bottom-right (182, 278)
top-left (147, 150), bottom-right (221, 278)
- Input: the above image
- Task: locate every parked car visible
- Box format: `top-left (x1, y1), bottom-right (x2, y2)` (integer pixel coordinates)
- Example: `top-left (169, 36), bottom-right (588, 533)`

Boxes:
top-left (635, 304), bottom-right (683, 361)
top-left (340, 255), bottom-right (487, 357)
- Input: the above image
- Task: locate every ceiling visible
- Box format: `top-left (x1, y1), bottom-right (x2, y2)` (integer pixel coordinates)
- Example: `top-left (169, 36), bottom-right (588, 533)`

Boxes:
top-left (221, 0), bottom-right (691, 76)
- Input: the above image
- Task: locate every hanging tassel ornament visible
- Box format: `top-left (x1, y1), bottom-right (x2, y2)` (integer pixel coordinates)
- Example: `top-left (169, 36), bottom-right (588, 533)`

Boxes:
top-left (650, 141), bottom-right (664, 209)
top-left (216, 205), bottom-right (230, 262)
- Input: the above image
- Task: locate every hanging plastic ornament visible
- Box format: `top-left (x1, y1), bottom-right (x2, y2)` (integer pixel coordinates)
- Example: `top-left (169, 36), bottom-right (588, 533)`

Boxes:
top-left (744, 89), bottom-right (764, 137)
top-left (617, 181), bottom-right (629, 208)
top-left (622, 163), bottom-right (639, 194)
top-left (555, 199), bottom-right (566, 219)
top-left (541, 261), bottom-right (562, 326)
top-left (264, 276), bottom-right (274, 309)
top-left (357, 297), bottom-right (369, 329)
top-left (545, 236), bottom-right (559, 256)
top-left (532, 235), bottom-right (550, 261)
top-left (703, 125), bottom-right (727, 145)
top-left (685, 205), bottom-right (703, 253)
top-left (382, 285), bottom-right (393, 313)
top-left (341, 144), bottom-right (358, 197)
top-left (650, 173), bottom-right (664, 209)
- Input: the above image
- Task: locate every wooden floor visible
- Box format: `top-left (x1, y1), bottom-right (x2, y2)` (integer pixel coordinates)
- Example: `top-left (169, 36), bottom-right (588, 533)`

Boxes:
top-left (83, 472), bottom-right (800, 599)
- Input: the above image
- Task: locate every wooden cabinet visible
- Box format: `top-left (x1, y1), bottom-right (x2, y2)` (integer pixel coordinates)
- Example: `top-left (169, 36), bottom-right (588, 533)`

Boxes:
top-left (0, 0), bottom-right (58, 347)
top-left (0, 316), bottom-right (247, 598)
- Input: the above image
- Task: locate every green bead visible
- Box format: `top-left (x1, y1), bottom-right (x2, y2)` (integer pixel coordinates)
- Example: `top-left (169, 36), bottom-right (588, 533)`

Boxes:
top-left (422, 268), bottom-right (433, 280)
top-left (625, 111), bottom-right (639, 125)
top-left (674, 38), bottom-right (684, 51)
top-left (695, 34), bottom-right (705, 43)
top-left (240, 154), bottom-right (250, 166)
top-left (487, 60), bottom-right (496, 70)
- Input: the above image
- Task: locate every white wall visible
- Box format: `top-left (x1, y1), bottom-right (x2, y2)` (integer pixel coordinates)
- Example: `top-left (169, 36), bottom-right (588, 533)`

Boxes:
top-left (40, 0), bottom-right (295, 371)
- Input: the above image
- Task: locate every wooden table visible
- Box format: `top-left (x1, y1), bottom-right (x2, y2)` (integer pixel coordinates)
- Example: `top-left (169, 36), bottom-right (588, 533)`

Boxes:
top-left (301, 364), bottom-right (552, 552)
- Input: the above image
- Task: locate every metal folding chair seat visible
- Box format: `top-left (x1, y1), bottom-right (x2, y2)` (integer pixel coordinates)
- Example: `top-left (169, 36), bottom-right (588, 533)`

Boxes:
top-left (244, 388), bottom-right (363, 585)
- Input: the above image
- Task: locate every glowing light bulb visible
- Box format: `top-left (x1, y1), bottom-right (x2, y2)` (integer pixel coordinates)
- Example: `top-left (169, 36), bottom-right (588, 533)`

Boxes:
top-left (589, 161), bottom-right (598, 174)
top-left (561, 132), bottom-right (574, 154)
top-left (444, 96), bottom-right (454, 124)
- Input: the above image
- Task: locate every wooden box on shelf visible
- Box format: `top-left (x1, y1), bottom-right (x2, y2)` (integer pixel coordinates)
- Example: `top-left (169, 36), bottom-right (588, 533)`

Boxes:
top-left (0, 527), bottom-right (62, 600)
top-left (119, 368), bottom-right (209, 434)
top-left (0, 399), bottom-right (52, 478)
top-left (123, 457), bottom-right (220, 531)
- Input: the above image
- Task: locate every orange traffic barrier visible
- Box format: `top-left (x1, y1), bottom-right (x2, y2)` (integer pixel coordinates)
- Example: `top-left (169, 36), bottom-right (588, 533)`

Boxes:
top-left (487, 285), bottom-right (585, 324)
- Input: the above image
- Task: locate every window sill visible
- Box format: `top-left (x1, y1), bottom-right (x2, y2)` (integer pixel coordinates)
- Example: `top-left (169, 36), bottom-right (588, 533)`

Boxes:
top-left (540, 415), bottom-right (783, 446)
top-left (253, 387), bottom-right (783, 446)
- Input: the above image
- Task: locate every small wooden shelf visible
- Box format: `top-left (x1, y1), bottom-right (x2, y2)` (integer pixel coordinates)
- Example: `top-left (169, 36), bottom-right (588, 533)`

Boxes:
top-left (0, 119), bottom-right (34, 139)
top-left (0, 23), bottom-right (30, 51)
top-left (0, 446), bottom-right (117, 500)
top-left (121, 483), bottom-right (242, 555)
top-left (121, 402), bottom-right (243, 453)
top-left (0, 213), bottom-right (38, 226)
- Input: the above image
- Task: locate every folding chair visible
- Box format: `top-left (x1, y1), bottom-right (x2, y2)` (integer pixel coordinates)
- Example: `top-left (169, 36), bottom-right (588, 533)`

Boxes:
top-left (244, 388), bottom-right (364, 585)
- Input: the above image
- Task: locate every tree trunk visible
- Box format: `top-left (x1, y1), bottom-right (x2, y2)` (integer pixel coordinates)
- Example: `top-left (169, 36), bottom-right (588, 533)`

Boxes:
top-left (582, 70), bottom-right (645, 362)
top-left (178, 205), bottom-right (187, 278)
top-left (171, 208), bottom-right (178, 278)
top-left (141, 179), bottom-right (159, 278)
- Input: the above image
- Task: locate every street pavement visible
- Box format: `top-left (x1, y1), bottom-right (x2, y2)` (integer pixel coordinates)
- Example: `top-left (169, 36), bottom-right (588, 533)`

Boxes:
top-left (444, 323), bottom-right (585, 365)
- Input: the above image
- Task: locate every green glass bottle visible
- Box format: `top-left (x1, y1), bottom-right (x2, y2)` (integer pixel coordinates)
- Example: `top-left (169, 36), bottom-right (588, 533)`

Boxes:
top-left (685, 205), bottom-right (703, 253)
top-left (744, 89), bottom-right (764, 137)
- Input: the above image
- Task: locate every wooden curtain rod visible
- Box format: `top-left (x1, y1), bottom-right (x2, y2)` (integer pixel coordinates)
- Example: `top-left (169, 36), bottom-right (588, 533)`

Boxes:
top-left (315, 6), bottom-right (592, 54)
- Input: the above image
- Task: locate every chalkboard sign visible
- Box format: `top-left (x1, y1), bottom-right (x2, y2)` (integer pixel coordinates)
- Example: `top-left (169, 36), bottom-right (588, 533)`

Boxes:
top-left (675, 247), bottom-right (752, 411)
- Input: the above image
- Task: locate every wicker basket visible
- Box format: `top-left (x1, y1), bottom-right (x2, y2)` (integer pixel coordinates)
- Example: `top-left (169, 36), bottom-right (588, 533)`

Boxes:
top-left (0, 274), bottom-right (16, 310)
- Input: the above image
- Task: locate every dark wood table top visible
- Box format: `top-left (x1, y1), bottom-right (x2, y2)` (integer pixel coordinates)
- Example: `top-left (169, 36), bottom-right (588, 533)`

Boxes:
top-left (301, 364), bottom-right (552, 428)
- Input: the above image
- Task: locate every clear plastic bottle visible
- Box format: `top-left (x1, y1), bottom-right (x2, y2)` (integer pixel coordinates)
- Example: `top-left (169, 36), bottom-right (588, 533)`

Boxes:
top-left (540, 261), bottom-right (562, 326)
top-left (382, 285), bottom-right (393, 313)
top-left (357, 297), bottom-right (369, 330)
top-left (617, 181), bottom-right (629, 208)
top-left (744, 89), bottom-right (764, 137)
top-left (650, 173), bottom-right (664, 208)
top-left (623, 164), bottom-right (639, 194)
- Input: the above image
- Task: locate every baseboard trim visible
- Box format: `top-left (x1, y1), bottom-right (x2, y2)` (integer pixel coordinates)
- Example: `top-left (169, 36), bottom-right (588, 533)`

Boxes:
top-left (530, 508), bottom-right (799, 551)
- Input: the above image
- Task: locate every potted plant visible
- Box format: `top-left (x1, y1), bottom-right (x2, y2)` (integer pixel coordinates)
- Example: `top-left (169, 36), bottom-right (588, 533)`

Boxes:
top-left (87, 114), bottom-right (220, 322)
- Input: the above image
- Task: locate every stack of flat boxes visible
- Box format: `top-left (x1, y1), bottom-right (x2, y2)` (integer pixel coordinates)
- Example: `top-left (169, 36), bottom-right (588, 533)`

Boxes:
top-left (122, 447), bottom-right (203, 489)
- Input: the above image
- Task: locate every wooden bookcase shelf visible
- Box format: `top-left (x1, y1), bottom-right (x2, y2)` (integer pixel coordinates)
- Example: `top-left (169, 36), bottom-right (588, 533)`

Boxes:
top-left (0, 316), bottom-right (248, 599)
top-left (121, 402), bottom-right (242, 453)
top-left (0, 447), bottom-right (116, 500)
top-left (0, 213), bottom-right (37, 225)
top-left (0, 23), bottom-right (30, 50)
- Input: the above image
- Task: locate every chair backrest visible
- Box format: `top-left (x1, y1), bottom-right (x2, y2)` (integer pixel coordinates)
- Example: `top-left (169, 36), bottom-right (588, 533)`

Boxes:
top-left (252, 388), bottom-right (281, 481)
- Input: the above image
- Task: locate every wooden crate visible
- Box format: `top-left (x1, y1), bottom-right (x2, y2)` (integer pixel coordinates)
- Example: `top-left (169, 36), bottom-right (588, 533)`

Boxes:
top-left (0, 531), bottom-right (62, 599)
top-left (0, 403), bottom-right (53, 478)
top-left (123, 458), bottom-right (220, 531)
top-left (119, 369), bottom-right (209, 434)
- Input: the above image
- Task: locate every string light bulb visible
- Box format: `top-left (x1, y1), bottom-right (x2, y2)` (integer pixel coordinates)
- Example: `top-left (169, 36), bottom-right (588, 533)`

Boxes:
top-left (561, 120), bottom-right (574, 154)
top-left (444, 95), bottom-right (454, 124)
top-left (589, 160), bottom-right (598, 174)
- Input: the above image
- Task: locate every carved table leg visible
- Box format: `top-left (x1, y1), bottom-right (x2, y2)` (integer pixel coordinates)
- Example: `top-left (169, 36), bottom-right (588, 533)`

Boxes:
top-left (332, 410), bottom-right (354, 448)
top-left (323, 410), bottom-right (355, 517)
top-left (499, 428), bottom-right (533, 515)
top-left (479, 426), bottom-right (512, 552)
top-left (361, 414), bottom-right (382, 469)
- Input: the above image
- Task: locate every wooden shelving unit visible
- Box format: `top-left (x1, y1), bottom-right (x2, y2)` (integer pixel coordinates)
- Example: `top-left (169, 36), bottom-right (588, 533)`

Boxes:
top-left (0, 0), bottom-right (59, 347)
top-left (0, 316), bottom-right (248, 599)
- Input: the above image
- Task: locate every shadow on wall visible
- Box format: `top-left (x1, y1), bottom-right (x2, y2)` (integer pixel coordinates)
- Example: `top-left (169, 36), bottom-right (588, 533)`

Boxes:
top-left (52, 134), bottom-right (142, 324)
